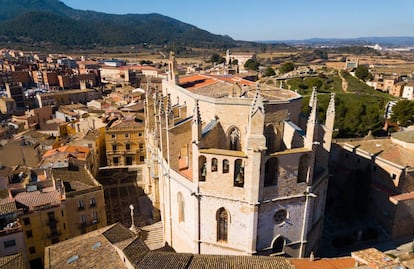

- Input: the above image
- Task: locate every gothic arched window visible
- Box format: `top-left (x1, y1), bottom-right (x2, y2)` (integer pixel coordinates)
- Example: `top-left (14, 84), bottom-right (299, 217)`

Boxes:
top-left (264, 157), bottom-right (279, 187)
top-left (233, 159), bottom-right (244, 187)
top-left (217, 208), bottom-right (229, 242)
top-left (222, 159), bottom-right (229, 174)
top-left (211, 158), bottom-right (218, 172)
top-left (228, 127), bottom-right (241, 151)
top-left (271, 236), bottom-right (285, 254)
top-left (264, 124), bottom-right (277, 154)
top-left (297, 154), bottom-right (310, 183)
top-left (199, 156), bottom-right (207, 181)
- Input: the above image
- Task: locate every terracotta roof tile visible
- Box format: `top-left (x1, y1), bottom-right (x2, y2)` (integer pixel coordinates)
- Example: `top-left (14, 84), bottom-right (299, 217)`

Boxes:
top-left (188, 255), bottom-right (293, 269)
top-left (0, 198), bottom-right (16, 215)
top-left (123, 238), bottom-right (149, 265)
top-left (14, 190), bottom-right (61, 210)
top-left (289, 257), bottom-right (356, 269)
top-left (0, 253), bottom-right (25, 269)
top-left (45, 224), bottom-right (128, 269)
top-left (136, 252), bottom-right (192, 269)
top-left (103, 223), bottom-right (134, 244)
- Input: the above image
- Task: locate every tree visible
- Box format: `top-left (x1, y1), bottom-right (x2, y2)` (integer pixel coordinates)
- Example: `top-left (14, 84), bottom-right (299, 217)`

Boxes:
top-left (244, 59), bottom-right (260, 71)
top-left (391, 100), bottom-right (414, 127)
top-left (314, 49), bottom-right (328, 60)
top-left (279, 62), bottom-right (295, 74)
top-left (354, 65), bottom-right (372, 81)
top-left (210, 53), bottom-right (225, 64)
top-left (264, 66), bottom-right (275, 77)
top-left (305, 77), bottom-right (323, 89)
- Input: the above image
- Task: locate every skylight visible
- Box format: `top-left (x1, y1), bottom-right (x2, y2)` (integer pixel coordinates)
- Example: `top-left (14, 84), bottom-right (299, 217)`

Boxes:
top-left (92, 242), bottom-right (102, 250)
top-left (67, 255), bottom-right (79, 264)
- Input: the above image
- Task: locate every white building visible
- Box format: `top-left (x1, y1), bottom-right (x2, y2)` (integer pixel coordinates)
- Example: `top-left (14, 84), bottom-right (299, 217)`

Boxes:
top-left (142, 52), bottom-right (336, 257)
top-left (402, 83), bottom-right (414, 100)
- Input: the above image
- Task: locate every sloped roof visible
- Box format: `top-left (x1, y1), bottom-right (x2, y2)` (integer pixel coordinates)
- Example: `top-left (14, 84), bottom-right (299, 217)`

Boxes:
top-left (136, 252), bottom-right (192, 269)
top-left (14, 190), bottom-right (61, 210)
top-left (188, 255), bottom-right (293, 269)
top-left (0, 253), bottom-right (25, 269)
top-left (103, 223), bottom-right (135, 244)
top-left (45, 224), bottom-right (128, 269)
top-left (43, 145), bottom-right (90, 161)
top-left (0, 198), bottom-right (16, 215)
top-left (289, 257), bottom-right (356, 269)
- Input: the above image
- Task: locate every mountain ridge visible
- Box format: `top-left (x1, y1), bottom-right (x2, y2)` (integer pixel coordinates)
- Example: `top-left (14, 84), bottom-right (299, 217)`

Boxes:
top-left (259, 36), bottom-right (414, 47)
top-left (0, 0), bottom-right (236, 48)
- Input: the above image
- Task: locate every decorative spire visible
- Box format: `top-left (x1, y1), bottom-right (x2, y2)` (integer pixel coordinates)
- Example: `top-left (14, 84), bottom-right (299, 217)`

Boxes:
top-left (146, 77), bottom-right (152, 95)
top-left (167, 93), bottom-right (172, 114)
top-left (308, 91), bottom-right (318, 125)
top-left (250, 87), bottom-right (264, 117)
top-left (325, 92), bottom-right (335, 132)
top-left (193, 99), bottom-right (201, 125)
top-left (168, 51), bottom-right (178, 85)
top-left (327, 93), bottom-right (335, 114)
top-left (309, 87), bottom-right (317, 108)
top-left (159, 98), bottom-right (165, 116)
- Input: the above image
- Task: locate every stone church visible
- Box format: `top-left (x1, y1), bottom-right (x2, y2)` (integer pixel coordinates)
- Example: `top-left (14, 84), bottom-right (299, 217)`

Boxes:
top-left (142, 52), bottom-right (335, 257)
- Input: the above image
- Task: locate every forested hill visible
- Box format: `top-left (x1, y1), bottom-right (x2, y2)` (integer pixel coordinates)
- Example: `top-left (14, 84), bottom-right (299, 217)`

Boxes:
top-left (0, 0), bottom-right (236, 48)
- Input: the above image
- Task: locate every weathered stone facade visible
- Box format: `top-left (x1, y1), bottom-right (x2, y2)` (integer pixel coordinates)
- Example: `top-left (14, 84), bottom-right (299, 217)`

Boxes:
top-left (330, 131), bottom-right (414, 240)
top-left (143, 52), bottom-right (335, 257)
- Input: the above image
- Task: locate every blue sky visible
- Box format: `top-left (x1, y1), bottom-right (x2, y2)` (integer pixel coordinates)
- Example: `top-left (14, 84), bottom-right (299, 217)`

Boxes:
top-left (62, 0), bottom-right (414, 41)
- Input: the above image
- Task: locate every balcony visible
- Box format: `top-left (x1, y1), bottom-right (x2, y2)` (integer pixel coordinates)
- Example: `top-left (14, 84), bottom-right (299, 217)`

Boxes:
top-left (107, 150), bottom-right (123, 155)
top-left (0, 222), bottom-right (22, 236)
top-left (47, 231), bottom-right (61, 239)
top-left (78, 219), bottom-right (99, 228)
top-left (47, 218), bottom-right (59, 227)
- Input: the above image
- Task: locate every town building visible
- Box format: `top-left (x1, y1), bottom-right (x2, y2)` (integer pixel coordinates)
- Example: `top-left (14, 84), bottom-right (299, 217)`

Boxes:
top-left (0, 179), bottom-right (28, 268)
top-left (142, 52), bottom-right (335, 257)
top-left (225, 49), bottom-right (256, 74)
top-left (390, 81), bottom-right (406, 98)
top-left (35, 89), bottom-right (102, 108)
top-left (0, 97), bottom-right (16, 115)
top-left (344, 58), bottom-right (359, 70)
top-left (105, 117), bottom-right (146, 167)
top-left (402, 82), bottom-right (414, 100)
top-left (9, 167), bottom-right (68, 267)
top-left (5, 83), bottom-right (25, 110)
top-left (2, 163), bottom-right (107, 268)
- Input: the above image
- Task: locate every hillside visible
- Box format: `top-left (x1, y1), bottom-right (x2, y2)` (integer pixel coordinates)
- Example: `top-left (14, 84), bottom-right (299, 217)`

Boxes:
top-left (0, 0), bottom-right (236, 48)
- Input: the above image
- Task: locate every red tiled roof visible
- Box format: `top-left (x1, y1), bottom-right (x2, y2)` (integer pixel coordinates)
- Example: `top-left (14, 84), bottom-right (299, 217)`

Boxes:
top-left (178, 74), bottom-right (255, 91)
top-left (289, 258), bottom-right (356, 269)
top-left (43, 145), bottom-right (90, 161)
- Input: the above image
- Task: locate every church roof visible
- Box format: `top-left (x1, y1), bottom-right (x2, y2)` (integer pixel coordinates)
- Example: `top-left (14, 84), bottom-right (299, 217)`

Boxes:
top-left (178, 74), bottom-right (300, 101)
